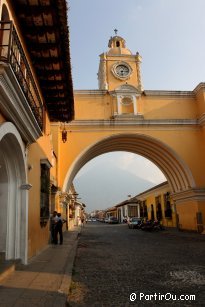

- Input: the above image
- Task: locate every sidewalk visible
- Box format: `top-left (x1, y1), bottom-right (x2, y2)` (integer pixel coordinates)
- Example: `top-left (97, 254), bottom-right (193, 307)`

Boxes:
top-left (0, 227), bottom-right (81, 307)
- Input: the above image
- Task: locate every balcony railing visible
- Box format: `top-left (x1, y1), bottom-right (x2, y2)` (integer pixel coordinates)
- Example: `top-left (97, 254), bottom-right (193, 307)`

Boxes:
top-left (0, 21), bottom-right (44, 130)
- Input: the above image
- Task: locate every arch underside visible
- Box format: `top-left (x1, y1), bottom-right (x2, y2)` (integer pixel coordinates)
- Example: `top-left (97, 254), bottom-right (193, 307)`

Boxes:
top-left (63, 133), bottom-right (195, 194)
top-left (0, 122), bottom-right (27, 263)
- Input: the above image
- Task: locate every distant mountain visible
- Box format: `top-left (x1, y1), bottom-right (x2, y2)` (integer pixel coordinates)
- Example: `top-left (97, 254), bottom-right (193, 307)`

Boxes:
top-left (73, 160), bottom-right (154, 213)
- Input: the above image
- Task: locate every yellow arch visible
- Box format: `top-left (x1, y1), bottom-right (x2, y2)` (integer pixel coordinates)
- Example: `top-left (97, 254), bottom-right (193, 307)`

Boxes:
top-left (63, 133), bottom-right (195, 194)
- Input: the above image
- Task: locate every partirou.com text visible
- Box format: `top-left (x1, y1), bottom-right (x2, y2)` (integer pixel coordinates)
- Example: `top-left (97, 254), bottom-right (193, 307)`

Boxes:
top-left (130, 292), bottom-right (196, 302)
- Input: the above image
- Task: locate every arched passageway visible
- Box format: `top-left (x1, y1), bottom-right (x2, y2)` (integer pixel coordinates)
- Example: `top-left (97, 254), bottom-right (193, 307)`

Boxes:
top-left (63, 133), bottom-right (195, 194)
top-left (62, 133), bottom-right (205, 232)
top-left (0, 122), bottom-right (28, 264)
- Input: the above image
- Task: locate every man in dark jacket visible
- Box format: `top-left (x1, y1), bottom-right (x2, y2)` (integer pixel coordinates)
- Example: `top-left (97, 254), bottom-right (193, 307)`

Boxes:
top-left (54, 213), bottom-right (64, 245)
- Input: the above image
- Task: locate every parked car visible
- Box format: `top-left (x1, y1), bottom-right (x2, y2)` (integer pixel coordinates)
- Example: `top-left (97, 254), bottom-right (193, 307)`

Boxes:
top-left (108, 217), bottom-right (118, 224)
top-left (104, 217), bottom-right (109, 223)
top-left (128, 217), bottom-right (142, 229)
top-left (99, 218), bottom-right (105, 222)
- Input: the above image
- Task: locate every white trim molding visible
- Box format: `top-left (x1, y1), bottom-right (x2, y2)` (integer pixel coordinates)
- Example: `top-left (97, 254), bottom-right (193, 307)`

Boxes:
top-left (0, 64), bottom-right (42, 143)
top-left (172, 188), bottom-right (205, 203)
top-left (198, 113), bottom-right (205, 127)
top-left (0, 121), bottom-right (28, 264)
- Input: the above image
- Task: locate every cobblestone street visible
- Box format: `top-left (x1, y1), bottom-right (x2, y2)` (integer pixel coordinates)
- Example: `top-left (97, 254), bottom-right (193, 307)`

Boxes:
top-left (67, 223), bottom-right (205, 307)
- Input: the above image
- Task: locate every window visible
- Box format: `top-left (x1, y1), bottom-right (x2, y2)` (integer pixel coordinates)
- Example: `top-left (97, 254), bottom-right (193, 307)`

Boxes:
top-left (164, 192), bottom-right (172, 218)
top-left (143, 202), bottom-right (148, 218)
top-left (151, 204), bottom-right (155, 220)
top-left (122, 206), bottom-right (126, 217)
top-left (128, 205), bottom-right (138, 217)
top-left (140, 201), bottom-right (148, 218)
top-left (40, 161), bottom-right (51, 226)
top-left (155, 196), bottom-right (162, 220)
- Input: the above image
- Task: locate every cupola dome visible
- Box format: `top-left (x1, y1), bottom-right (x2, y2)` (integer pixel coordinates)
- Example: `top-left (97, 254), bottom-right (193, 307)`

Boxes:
top-left (107, 34), bottom-right (132, 55)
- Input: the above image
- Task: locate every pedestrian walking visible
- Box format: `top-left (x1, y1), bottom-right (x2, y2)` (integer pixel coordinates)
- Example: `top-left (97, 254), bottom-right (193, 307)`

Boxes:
top-left (54, 213), bottom-right (65, 245)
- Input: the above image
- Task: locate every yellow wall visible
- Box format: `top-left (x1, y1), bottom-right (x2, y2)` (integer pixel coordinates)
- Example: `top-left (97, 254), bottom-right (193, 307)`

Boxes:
top-left (74, 92), bottom-right (198, 120)
top-left (195, 85), bottom-right (205, 115)
top-left (142, 96), bottom-right (197, 119)
top-left (176, 201), bottom-right (198, 231)
top-left (0, 2), bottom-right (60, 259)
top-left (54, 125), bottom-right (205, 189)
top-left (52, 85), bottom-right (205, 233)
top-left (138, 184), bottom-right (177, 228)
top-left (74, 92), bottom-right (111, 120)
top-left (70, 86), bottom-right (205, 188)
top-left (27, 113), bottom-right (54, 258)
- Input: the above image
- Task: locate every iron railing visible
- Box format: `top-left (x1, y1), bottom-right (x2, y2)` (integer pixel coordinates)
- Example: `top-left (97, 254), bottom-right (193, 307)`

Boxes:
top-left (0, 21), bottom-right (44, 130)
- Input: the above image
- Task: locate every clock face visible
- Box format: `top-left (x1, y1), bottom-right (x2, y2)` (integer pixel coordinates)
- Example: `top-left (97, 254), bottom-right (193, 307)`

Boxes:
top-left (116, 64), bottom-right (130, 77)
top-left (111, 62), bottom-right (132, 80)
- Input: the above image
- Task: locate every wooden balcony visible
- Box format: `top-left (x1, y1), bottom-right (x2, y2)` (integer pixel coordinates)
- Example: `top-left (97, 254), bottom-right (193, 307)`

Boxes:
top-left (10, 0), bottom-right (74, 122)
top-left (0, 21), bottom-right (44, 132)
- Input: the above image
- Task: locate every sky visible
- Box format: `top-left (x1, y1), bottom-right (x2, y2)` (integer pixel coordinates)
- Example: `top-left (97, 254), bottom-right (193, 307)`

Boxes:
top-left (73, 152), bottom-right (166, 213)
top-left (68, 0), bottom-right (205, 212)
top-left (75, 152), bottom-right (166, 185)
top-left (68, 0), bottom-right (205, 91)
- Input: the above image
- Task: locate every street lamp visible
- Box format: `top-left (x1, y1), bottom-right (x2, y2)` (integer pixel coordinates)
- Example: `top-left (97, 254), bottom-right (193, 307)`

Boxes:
top-left (61, 123), bottom-right (68, 143)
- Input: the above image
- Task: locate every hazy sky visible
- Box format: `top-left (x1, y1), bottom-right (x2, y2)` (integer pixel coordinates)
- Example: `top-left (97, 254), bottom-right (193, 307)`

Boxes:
top-left (74, 152), bottom-right (166, 213)
top-left (68, 0), bottom-right (205, 211)
top-left (69, 0), bottom-right (205, 90)
top-left (75, 152), bottom-right (166, 184)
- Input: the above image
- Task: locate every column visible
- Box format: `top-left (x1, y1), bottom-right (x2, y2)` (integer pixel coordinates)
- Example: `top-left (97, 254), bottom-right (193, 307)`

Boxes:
top-left (117, 95), bottom-right (122, 114)
top-left (137, 204), bottom-right (140, 217)
top-left (132, 95), bottom-right (137, 115)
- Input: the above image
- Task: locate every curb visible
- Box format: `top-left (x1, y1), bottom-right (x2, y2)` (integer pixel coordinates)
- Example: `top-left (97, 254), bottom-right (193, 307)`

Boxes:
top-left (59, 227), bottom-right (81, 305)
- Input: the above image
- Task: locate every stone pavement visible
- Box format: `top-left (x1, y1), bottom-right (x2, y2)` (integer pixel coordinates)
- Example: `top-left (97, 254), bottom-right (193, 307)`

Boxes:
top-left (0, 227), bottom-right (81, 307)
top-left (68, 224), bottom-right (205, 306)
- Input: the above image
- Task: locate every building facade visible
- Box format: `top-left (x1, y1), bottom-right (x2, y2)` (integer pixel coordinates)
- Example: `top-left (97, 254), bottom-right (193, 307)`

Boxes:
top-left (0, 0), bottom-right (74, 264)
top-left (1, 2), bottom-right (205, 266)
top-left (54, 33), bottom-right (205, 234)
top-left (116, 199), bottom-right (141, 223)
top-left (112, 182), bottom-right (177, 228)
top-left (136, 182), bottom-right (177, 228)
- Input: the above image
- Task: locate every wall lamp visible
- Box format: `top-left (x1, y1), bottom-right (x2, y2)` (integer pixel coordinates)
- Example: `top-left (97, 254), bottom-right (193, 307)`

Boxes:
top-left (62, 123), bottom-right (67, 143)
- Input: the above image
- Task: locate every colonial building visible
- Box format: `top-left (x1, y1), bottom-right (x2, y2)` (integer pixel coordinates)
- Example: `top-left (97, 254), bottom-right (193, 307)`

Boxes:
top-left (112, 182), bottom-right (177, 228)
top-left (135, 182), bottom-right (177, 228)
top-left (105, 207), bottom-right (117, 219)
top-left (57, 32), bottom-right (205, 234)
top-left (1, 1), bottom-right (205, 267)
top-left (0, 0), bottom-right (74, 264)
top-left (115, 198), bottom-right (141, 223)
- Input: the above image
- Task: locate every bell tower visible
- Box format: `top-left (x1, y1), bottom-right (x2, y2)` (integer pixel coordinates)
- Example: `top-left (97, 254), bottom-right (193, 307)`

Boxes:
top-left (98, 31), bottom-right (143, 116)
top-left (98, 31), bottom-right (143, 92)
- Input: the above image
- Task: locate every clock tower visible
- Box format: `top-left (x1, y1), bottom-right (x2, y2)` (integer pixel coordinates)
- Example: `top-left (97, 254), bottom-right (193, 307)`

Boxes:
top-left (98, 32), bottom-right (143, 116)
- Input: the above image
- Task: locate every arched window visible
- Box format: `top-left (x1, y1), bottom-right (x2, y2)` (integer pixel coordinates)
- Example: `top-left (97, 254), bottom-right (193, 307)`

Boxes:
top-left (40, 160), bottom-right (51, 227)
top-left (1, 4), bottom-right (10, 21)
top-left (0, 5), bottom-right (10, 59)
top-left (116, 41), bottom-right (120, 47)
top-left (121, 97), bottom-right (134, 114)
top-left (151, 204), bottom-right (155, 220)
top-left (164, 192), bottom-right (172, 218)
top-left (156, 203), bottom-right (162, 220)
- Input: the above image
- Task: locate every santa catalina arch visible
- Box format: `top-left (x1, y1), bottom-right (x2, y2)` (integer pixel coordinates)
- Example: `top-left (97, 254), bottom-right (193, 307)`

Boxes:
top-left (52, 34), bottom-right (205, 233)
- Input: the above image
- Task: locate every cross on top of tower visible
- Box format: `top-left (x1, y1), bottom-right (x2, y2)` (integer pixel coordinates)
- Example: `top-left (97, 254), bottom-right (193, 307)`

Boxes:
top-left (114, 29), bottom-right (118, 36)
